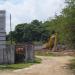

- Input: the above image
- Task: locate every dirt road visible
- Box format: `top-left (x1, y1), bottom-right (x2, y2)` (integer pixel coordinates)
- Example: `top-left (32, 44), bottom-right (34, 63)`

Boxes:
top-left (0, 56), bottom-right (74, 75)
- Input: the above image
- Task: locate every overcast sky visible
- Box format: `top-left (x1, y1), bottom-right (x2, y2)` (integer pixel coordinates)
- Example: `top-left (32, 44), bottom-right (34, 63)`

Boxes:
top-left (0, 0), bottom-right (65, 33)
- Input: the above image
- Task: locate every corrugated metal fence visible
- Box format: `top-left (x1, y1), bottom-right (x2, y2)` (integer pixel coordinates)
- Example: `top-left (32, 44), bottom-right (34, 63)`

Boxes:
top-left (0, 45), bottom-right (15, 64)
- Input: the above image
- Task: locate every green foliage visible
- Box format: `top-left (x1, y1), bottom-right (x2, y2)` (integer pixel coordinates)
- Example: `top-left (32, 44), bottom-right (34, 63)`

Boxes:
top-left (7, 20), bottom-right (50, 43)
top-left (43, 0), bottom-right (75, 48)
top-left (7, 0), bottom-right (75, 49)
top-left (62, 0), bottom-right (75, 48)
top-left (43, 15), bottom-right (68, 45)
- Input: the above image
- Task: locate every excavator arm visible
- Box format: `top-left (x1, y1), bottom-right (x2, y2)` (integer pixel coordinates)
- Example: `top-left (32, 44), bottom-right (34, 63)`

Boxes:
top-left (43, 33), bottom-right (57, 50)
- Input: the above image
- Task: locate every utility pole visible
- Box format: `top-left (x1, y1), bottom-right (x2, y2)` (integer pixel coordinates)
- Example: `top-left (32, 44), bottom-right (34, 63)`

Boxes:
top-left (10, 14), bottom-right (12, 44)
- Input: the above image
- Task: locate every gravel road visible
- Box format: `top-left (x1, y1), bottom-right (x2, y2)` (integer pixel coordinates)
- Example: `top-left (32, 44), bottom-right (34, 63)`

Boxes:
top-left (0, 56), bottom-right (74, 75)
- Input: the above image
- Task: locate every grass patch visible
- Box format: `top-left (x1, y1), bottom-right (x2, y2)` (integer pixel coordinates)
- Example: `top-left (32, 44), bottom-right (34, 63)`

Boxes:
top-left (0, 57), bottom-right (41, 70)
top-left (69, 58), bottom-right (75, 71)
top-left (34, 57), bottom-right (42, 63)
top-left (0, 63), bottom-right (32, 70)
top-left (35, 50), bottom-right (55, 56)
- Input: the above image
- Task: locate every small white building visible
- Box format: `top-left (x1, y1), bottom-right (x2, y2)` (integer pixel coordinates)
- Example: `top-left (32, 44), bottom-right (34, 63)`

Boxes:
top-left (0, 10), bottom-right (6, 49)
top-left (0, 10), bottom-right (15, 64)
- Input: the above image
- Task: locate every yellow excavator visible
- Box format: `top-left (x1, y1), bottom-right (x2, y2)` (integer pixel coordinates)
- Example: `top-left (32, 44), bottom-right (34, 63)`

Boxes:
top-left (43, 32), bottom-right (57, 51)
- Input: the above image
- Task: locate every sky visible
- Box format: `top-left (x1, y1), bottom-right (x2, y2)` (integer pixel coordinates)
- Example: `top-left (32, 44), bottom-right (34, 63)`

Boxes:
top-left (0, 0), bottom-right (65, 33)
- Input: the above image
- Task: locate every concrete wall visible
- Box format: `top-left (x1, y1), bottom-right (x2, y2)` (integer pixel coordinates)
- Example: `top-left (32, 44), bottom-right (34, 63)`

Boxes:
top-left (25, 44), bottom-right (34, 62)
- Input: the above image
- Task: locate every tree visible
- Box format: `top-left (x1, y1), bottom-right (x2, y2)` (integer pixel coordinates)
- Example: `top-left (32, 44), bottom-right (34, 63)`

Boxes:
top-left (7, 20), bottom-right (50, 43)
top-left (62, 0), bottom-right (75, 48)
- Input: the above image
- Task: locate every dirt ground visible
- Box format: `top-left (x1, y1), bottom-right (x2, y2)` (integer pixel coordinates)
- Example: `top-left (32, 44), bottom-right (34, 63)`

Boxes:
top-left (0, 56), bottom-right (74, 75)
